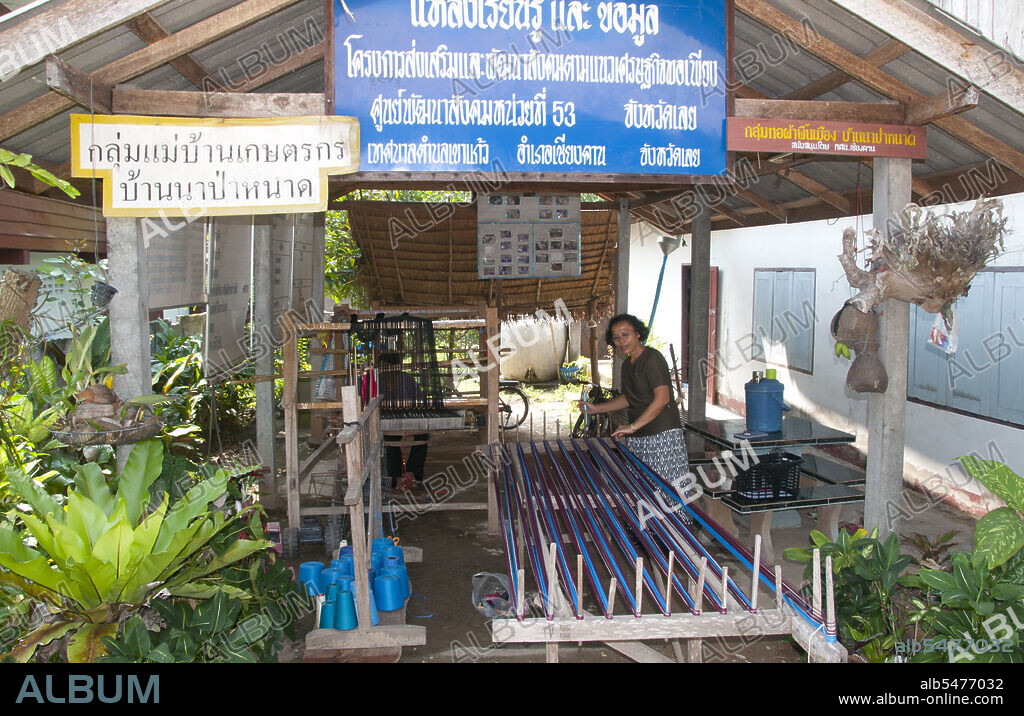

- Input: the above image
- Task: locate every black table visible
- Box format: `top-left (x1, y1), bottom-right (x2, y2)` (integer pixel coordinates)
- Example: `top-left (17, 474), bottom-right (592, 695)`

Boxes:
top-left (683, 416), bottom-right (863, 561)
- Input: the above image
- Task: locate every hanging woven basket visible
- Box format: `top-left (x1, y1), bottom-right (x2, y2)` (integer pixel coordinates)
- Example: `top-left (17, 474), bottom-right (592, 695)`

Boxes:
top-left (846, 341), bottom-right (888, 393)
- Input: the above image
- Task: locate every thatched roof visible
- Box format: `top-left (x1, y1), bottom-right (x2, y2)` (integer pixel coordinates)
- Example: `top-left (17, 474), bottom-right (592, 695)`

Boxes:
top-left (342, 201), bottom-right (617, 319)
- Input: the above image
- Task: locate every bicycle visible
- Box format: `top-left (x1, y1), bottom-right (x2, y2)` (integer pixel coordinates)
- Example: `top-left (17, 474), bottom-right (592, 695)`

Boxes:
top-left (570, 382), bottom-right (624, 438)
top-left (498, 379), bottom-right (529, 430)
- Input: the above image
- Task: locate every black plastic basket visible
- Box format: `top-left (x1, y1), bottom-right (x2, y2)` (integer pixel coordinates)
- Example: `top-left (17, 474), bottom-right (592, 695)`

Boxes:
top-left (735, 449), bottom-right (803, 501)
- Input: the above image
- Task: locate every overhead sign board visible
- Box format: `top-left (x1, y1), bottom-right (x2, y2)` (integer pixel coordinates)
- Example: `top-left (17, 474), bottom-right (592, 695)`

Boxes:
top-left (71, 115), bottom-right (359, 217)
top-left (333, 0), bottom-right (730, 176)
top-left (727, 118), bottom-right (928, 159)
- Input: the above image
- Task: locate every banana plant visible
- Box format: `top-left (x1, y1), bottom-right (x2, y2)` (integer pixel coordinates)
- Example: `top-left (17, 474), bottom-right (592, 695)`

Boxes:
top-left (0, 439), bottom-right (269, 662)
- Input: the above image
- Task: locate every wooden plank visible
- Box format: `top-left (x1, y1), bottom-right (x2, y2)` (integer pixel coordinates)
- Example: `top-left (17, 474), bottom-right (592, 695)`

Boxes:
top-left (111, 88), bottom-right (327, 117)
top-left (493, 610), bottom-right (793, 642)
top-left (904, 85), bottom-right (980, 126)
top-left (306, 625), bottom-right (426, 650)
top-left (485, 307), bottom-right (499, 535)
top-left (124, 12), bottom-right (218, 90)
top-left (830, 0), bottom-right (1024, 116)
top-left (0, 0), bottom-right (174, 81)
top-left (734, 98), bottom-right (904, 124)
top-left (734, 187), bottom-right (787, 222)
top-left (712, 203), bottom-right (746, 227)
top-left (783, 40), bottom-right (909, 101)
top-left (45, 56), bottom-right (112, 113)
top-left (0, 0), bottom-right (305, 142)
top-left (282, 311), bottom-right (301, 532)
top-left (780, 171), bottom-right (852, 214)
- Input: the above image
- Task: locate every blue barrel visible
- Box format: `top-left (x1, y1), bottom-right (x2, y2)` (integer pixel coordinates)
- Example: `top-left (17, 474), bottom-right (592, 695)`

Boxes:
top-left (745, 378), bottom-right (790, 433)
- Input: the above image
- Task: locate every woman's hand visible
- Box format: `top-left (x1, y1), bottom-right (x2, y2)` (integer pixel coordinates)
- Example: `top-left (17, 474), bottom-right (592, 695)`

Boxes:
top-left (612, 423), bottom-right (637, 438)
top-left (577, 400), bottom-right (597, 414)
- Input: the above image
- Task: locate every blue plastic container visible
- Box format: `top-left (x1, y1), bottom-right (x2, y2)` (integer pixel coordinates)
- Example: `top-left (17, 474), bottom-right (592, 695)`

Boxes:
top-left (299, 561), bottom-right (326, 596)
top-left (745, 377), bottom-right (790, 433)
top-left (319, 600), bottom-right (337, 629)
top-left (335, 591), bottom-right (357, 630)
top-left (374, 575), bottom-right (404, 611)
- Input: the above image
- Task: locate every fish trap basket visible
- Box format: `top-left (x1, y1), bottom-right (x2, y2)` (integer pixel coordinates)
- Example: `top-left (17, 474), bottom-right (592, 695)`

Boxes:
top-left (735, 450), bottom-right (803, 501)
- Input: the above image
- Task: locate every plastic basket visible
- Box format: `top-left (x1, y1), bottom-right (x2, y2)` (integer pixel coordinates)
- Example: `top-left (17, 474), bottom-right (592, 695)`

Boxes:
top-left (735, 449), bottom-right (803, 501)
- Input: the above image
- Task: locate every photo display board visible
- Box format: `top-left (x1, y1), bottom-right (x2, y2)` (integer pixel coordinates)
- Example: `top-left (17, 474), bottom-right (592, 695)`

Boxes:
top-left (333, 0), bottom-right (728, 176)
top-left (146, 220), bottom-right (207, 310)
top-left (478, 193), bottom-right (581, 278)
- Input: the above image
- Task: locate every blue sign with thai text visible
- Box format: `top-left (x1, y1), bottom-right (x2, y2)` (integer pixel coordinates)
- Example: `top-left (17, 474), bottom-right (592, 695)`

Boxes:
top-left (334, 0), bottom-right (728, 175)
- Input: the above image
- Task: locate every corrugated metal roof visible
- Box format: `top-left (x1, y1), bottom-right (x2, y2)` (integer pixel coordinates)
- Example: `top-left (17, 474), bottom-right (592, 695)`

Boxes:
top-left (0, 0), bottom-right (1022, 234)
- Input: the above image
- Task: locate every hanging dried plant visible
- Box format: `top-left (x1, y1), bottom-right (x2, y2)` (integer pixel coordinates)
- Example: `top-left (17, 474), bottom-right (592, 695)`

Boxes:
top-left (839, 198), bottom-right (1010, 314)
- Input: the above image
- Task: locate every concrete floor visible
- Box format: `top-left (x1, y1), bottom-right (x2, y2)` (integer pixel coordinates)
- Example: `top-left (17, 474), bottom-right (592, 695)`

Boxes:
top-left (274, 408), bottom-right (978, 663)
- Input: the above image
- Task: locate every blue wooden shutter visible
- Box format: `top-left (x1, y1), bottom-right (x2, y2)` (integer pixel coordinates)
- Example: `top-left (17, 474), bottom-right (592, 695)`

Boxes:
top-left (752, 270), bottom-right (774, 363)
top-left (992, 271), bottom-right (1024, 424)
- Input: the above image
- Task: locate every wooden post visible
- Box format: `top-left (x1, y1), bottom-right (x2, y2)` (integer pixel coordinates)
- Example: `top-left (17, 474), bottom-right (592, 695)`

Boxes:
top-left (485, 307), bottom-right (500, 534)
top-left (666, 551), bottom-right (675, 615)
top-left (634, 557), bottom-right (644, 614)
top-left (612, 197), bottom-right (630, 391)
top-left (865, 157), bottom-right (912, 540)
top-left (342, 385), bottom-right (372, 628)
top-left (587, 298), bottom-right (601, 386)
top-left (825, 555), bottom-right (836, 637)
top-left (687, 205), bottom-right (711, 424)
top-left (774, 565), bottom-right (784, 610)
top-left (812, 548), bottom-right (822, 622)
top-left (252, 217), bottom-right (276, 505)
top-left (576, 554), bottom-right (584, 616)
top-left (282, 311), bottom-right (300, 542)
top-left (751, 535), bottom-right (761, 612)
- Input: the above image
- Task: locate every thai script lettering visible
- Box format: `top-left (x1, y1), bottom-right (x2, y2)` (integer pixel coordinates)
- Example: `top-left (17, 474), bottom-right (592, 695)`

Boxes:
top-left (409, 0), bottom-right (544, 31)
top-left (370, 89), bottom-right (548, 131)
top-left (516, 135), bottom-right (606, 166)
top-left (623, 99), bottom-right (697, 130)
top-left (596, 2), bottom-right (659, 42)
top-left (366, 137), bottom-right (491, 166)
top-left (639, 143), bottom-right (701, 168)
top-left (743, 123), bottom-right (838, 142)
top-left (840, 127), bottom-right (917, 146)
top-left (790, 140), bottom-right (831, 151)
top-left (345, 36), bottom-right (718, 90)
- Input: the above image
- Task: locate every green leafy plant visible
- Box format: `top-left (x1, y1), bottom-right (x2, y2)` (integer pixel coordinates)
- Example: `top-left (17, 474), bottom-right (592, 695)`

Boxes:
top-left (0, 439), bottom-right (269, 662)
top-left (958, 457), bottom-right (1024, 569)
top-left (0, 148), bottom-right (80, 198)
top-left (785, 527), bottom-right (914, 662)
top-left (902, 530), bottom-right (960, 569)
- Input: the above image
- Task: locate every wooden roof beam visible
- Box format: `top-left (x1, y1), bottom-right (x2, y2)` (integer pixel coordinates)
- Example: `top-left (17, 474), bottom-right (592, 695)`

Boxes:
top-left (829, 0), bottom-right (1024, 116)
top-left (0, 0), bottom-right (305, 143)
top-left (123, 13), bottom-right (220, 90)
top-left (45, 55), bottom-right (112, 113)
top-left (714, 204), bottom-right (747, 227)
top-left (734, 98), bottom-right (904, 123)
top-left (778, 170), bottom-right (852, 214)
top-left (904, 84), bottom-right (980, 126)
top-left (0, 0), bottom-right (174, 81)
top-left (734, 186), bottom-right (787, 222)
top-left (111, 89), bottom-right (325, 117)
top-left (783, 39), bottom-right (909, 101)
top-left (735, 0), bottom-right (1024, 178)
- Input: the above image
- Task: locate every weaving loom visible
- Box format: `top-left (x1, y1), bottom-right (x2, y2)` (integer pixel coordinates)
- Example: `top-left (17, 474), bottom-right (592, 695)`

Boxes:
top-left (491, 437), bottom-right (846, 662)
top-left (351, 312), bottom-right (463, 430)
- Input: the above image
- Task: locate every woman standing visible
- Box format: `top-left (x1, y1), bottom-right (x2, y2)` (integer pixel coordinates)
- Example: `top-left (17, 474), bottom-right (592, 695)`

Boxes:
top-left (580, 314), bottom-right (693, 516)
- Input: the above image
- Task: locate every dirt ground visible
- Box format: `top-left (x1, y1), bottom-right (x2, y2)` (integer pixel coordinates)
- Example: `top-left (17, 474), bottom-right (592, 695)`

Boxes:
top-left (264, 385), bottom-right (978, 664)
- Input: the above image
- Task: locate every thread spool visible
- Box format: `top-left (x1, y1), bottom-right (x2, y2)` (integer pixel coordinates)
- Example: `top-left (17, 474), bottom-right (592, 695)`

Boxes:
top-left (382, 564), bottom-right (410, 600)
top-left (374, 575), bottom-right (404, 611)
top-left (383, 545), bottom-right (405, 565)
top-left (338, 545), bottom-right (354, 558)
top-left (335, 591), bottom-right (357, 630)
top-left (299, 561), bottom-right (326, 596)
top-left (330, 554), bottom-right (355, 576)
top-left (321, 567), bottom-right (349, 587)
top-left (319, 600), bottom-right (337, 629)
top-left (372, 537), bottom-right (396, 554)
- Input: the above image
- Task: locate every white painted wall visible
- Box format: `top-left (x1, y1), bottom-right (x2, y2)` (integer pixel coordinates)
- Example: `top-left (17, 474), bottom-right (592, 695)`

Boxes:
top-left (629, 193), bottom-right (1024, 514)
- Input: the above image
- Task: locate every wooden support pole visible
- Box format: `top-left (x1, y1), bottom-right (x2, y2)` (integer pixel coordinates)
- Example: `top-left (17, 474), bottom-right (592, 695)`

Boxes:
top-left (826, 556), bottom-right (836, 637)
top-left (687, 205), bottom-right (711, 423)
top-left (752, 535), bottom-right (762, 612)
top-left (719, 566), bottom-right (729, 613)
top-left (666, 551), bottom-right (675, 615)
top-left (517, 569), bottom-right (525, 619)
top-left (577, 554), bottom-right (584, 616)
top-left (775, 565), bottom-right (783, 610)
top-left (607, 577), bottom-right (618, 615)
top-left (696, 557), bottom-right (707, 614)
top-left (634, 557), bottom-right (644, 615)
top-left (812, 548), bottom-right (822, 622)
